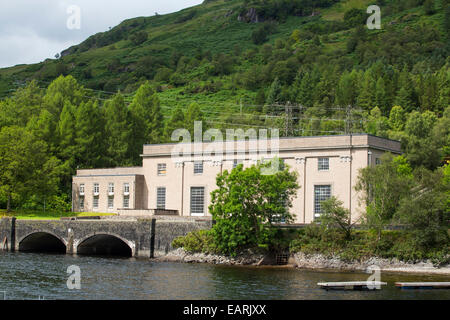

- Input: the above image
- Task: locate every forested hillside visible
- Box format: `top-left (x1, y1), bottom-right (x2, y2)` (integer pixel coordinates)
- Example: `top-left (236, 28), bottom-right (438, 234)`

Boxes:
top-left (0, 0), bottom-right (449, 211)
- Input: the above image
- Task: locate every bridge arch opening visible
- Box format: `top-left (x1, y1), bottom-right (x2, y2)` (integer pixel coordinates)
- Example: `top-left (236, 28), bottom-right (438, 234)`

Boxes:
top-left (77, 234), bottom-right (132, 257)
top-left (19, 232), bottom-right (66, 254)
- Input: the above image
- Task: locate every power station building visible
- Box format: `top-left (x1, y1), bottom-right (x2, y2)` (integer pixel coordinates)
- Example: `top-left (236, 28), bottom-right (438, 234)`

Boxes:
top-left (72, 134), bottom-right (401, 224)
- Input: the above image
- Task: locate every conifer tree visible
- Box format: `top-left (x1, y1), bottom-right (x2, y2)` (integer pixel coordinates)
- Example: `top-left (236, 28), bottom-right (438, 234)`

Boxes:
top-left (185, 103), bottom-right (205, 139)
top-left (264, 77), bottom-right (282, 113)
top-left (357, 70), bottom-right (376, 110)
top-left (43, 75), bottom-right (84, 117)
top-left (336, 70), bottom-right (359, 107)
top-left (295, 73), bottom-right (314, 108)
top-left (395, 67), bottom-right (417, 111)
top-left (74, 101), bottom-right (107, 168)
top-left (128, 82), bottom-right (163, 165)
top-left (375, 77), bottom-right (388, 114)
top-left (58, 101), bottom-right (77, 162)
top-left (104, 93), bottom-right (132, 166)
top-left (164, 106), bottom-right (186, 142)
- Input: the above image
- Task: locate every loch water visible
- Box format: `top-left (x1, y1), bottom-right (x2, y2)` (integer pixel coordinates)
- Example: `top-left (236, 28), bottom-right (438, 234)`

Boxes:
top-left (0, 251), bottom-right (449, 300)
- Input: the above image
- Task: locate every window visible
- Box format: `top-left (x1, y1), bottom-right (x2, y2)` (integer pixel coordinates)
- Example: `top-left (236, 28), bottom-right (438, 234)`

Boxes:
top-left (108, 196), bottom-right (114, 209)
top-left (79, 184), bottom-right (85, 195)
top-left (190, 187), bottom-right (205, 216)
top-left (93, 183), bottom-right (100, 194)
top-left (233, 159), bottom-right (243, 169)
top-left (79, 196), bottom-right (85, 210)
top-left (318, 158), bottom-right (329, 171)
top-left (157, 187), bottom-right (166, 210)
top-left (314, 185), bottom-right (331, 217)
top-left (375, 158), bottom-right (381, 165)
top-left (108, 183), bottom-right (114, 194)
top-left (93, 196), bottom-right (99, 209)
top-left (194, 161), bottom-right (203, 174)
top-left (158, 163), bottom-right (167, 176)
top-left (123, 195), bottom-right (130, 208)
top-left (124, 183), bottom-right (130, 194)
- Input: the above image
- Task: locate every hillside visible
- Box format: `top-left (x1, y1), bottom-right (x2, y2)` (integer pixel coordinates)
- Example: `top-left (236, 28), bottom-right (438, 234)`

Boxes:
top-left (0, 0), bottom-right (448, 112)
top-left (0, 0), bottom-right (448, 212)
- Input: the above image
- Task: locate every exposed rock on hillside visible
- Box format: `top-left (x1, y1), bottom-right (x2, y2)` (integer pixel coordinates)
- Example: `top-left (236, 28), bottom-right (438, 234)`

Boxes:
top-left (238, 8), bottom-right (263, 23)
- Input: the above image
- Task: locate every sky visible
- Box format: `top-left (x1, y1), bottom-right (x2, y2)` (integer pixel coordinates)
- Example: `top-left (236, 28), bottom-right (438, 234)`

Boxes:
top-left (0, 0), bottom-right (203, 68)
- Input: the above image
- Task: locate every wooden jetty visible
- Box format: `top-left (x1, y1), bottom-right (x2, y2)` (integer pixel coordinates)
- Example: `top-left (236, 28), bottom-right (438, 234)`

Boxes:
top-left (318, 281), bottom-right (387, 290)
top-left (395, 282), bottom-right (450, 289)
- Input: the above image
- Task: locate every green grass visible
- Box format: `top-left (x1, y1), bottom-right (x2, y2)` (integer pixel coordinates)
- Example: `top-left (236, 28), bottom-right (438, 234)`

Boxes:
top-left (0, 209), bottom-right (116, 220)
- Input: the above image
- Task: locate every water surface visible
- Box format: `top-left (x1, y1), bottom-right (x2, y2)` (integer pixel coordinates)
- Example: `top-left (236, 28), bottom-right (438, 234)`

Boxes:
top-left (1, 251), bottom-right (449, 300)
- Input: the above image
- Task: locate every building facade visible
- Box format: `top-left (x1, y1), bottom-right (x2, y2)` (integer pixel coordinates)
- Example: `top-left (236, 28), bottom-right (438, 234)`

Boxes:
top-left (72, 134), bottom-right (401, 224)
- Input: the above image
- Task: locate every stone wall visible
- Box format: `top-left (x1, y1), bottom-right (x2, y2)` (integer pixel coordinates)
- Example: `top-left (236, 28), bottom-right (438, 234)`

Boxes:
top-left (153, 219), bottom-right (213, 257)
top-left (1, 217), bottom-right (212, 258)
top-left (0, 218), bottom-right (15, 251)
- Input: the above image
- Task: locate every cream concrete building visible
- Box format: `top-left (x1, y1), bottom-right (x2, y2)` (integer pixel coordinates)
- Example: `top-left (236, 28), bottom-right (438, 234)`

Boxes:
top-left (72, 134), bottom-right (401, 224)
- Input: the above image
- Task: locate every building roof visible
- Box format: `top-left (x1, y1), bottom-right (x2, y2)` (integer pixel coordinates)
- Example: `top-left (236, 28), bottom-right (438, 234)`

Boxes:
top-left (142, 134), bottom-right (402, 158)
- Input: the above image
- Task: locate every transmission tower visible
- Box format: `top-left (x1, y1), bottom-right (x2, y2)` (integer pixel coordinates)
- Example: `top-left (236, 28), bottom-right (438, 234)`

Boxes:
top-left (284, 102), bottom-right (294, 137)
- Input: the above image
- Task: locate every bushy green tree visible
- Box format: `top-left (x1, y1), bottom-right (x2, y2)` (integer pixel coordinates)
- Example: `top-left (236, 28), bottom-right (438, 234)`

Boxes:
top-left (355, 154), bottom-right (413, 240)
top-left (402, 110), bottom-right (442, 169)
top-left (395, 166), bottom-right (449, 249)
top-left (209, 160), bottom-right (299, 255)
top-left (43, 75), bottom-right (84, 116)
top-left (388, 105), bottom-right (406, 132)
top-left (319, 197), bottom-right (354, 240)
top-left (0, 126), bottom-right (60, 211)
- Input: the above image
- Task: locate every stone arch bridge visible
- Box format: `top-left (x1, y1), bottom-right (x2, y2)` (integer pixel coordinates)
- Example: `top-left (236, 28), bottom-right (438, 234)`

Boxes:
top-left (0, 217), bottom-right (212, 257)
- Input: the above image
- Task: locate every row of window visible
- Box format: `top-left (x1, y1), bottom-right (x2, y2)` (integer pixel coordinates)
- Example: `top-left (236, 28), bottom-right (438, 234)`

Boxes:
top-left (156, 185), bottom-right (331, 217)
top-left (156, 158), bottom-right (329, 176)
top-left (158, 162), bottom-right (205, 176)
top-left (81, 184), bottom-right (330, 216)
top-left (79, 195), bottom-right (130, 210)
top-left (156, 186), bottom-right (205, 215)
top-left (79, 183), bottom-right (130, 195)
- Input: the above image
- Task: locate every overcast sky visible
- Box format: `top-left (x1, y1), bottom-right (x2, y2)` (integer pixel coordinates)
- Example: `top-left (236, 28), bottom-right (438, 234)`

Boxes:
top-left (0, 0), bottom-right (203, 68)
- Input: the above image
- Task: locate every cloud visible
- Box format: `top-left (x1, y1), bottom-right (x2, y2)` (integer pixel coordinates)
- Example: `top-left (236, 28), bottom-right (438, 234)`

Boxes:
top-left (0, 0), bottom-right (203, 68)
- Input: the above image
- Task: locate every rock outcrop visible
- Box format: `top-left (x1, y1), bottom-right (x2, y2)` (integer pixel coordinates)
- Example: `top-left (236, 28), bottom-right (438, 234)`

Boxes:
top-left (237, 8), bottom-right (263, 23)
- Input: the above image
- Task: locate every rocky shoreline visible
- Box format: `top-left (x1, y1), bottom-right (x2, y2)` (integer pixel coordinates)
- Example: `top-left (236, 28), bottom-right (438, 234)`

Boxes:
top-left (155, 248), bottom-right (266, 266)
top-left (155, 249), bottom-right (450, 275)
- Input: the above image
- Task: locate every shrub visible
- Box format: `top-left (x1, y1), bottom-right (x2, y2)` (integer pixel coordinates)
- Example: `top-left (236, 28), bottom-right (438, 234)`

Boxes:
top-left (154, 67), bottom-right (173, 82)
top-left (129, 31), bottom-right (148, 46)
top-left (251, 22), bottom-right (277, 45)
top-left (318, 197), bottom-right (354, 240)
top-left (172, 230), bottom-right (216, 253)
top-left (343, 8), bottom-right (367, 28)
